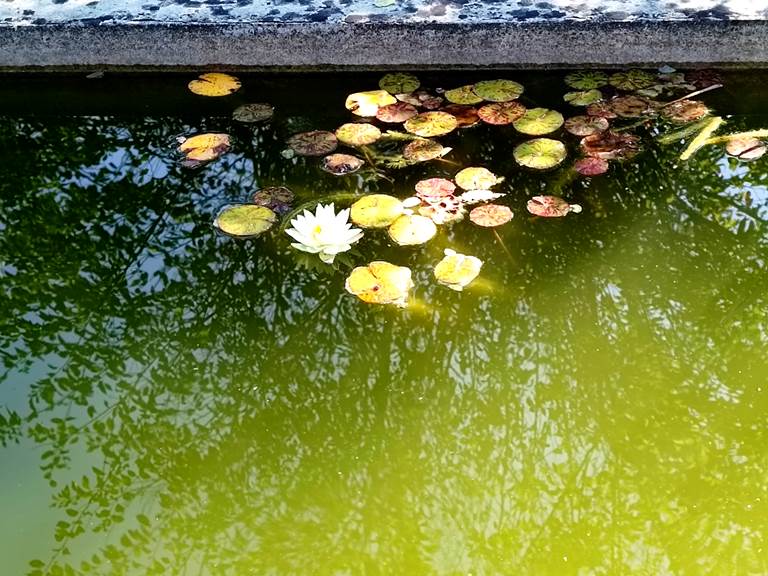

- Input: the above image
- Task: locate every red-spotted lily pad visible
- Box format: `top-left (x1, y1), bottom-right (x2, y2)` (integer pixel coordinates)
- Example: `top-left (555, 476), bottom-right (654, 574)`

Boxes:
top-left (580, 131), bottom-right (640, 160)
top-left (526, 195), bottom-right (582, 217)
top-left (345, 90), bottom-right (397, 117)
top-left (564, 71), bottom-right (608, 90)
top-left (564, 90), bottom-right (603, 106)
top-left (609, 69), bottom-right (656, 91)
top-left (376, 102), bottom-right (419, 123)
top-left (335, 123), bottom-right (382, 146)
top-left (415, 177), bottom-right (456, 200)
top-left (321, 153), bottom-right (365, 175)
top-left (513, 138), bottom-right (567, 170)
top-left (660, 100), bottom-right (709, 124)
top-left (418, 196), bottom-right (465, 225)
top-left (402, 139), bottom-right (452, 162)
top-left (441, 104), bottom-right (480, 128)
top-left (610, 95), bottom-right (657, 118)
top-left (404, 111), bottom-right (458, 137)
top-left (586, 101), bottom-right (618, 119)
top-left (469, 204), bottom-right (513, 227)
top-left (478, 101), bottom-right (527, 125)
top-left (564, 115), bottom-right (609, 137)
top-left (725, 137), bottom-right (767, 161)
top-left (379, 72), bottom-right (420, 94)
top-left (513, 108), bottom-right (564, 135)
top-left (252, 186), bottom-right (294, 215)
top-left (287, 131), bottom-right (338, 156)
top-left (455, 167), bottom-right (503, 190)
top-left (472, 79), bottom-right (524, 102)
top-left (445, 85), bottom-right (484, 105)
top-left (214, 204), bottom-right (277, 238)
top-left (574, 157), bottom-right (609, 176)
top-left (232, 103), bottom-right (274, 123)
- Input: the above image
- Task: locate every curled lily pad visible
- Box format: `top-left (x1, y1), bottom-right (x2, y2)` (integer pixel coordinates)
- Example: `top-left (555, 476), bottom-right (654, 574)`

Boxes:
top-left (345, 90), bottom-right (397, 117)
top-left (445, 85), bottom-right (484, 105)
top-left (725, 137), bottom-right (766, 161)
top-left (660, 100), bottom-right (709, 124)
top-left (455, 167), bottom-right (503, 190)
top-left (580, 131), bottom-right (640, 160)
top-left (527, 195), bottom-right (582, 217)
top-left (188, 72), bottom-right (241, 97)
top-left (388, 214), bottom-right (437, 246)
top-left (610, 95), bottom-right (656, 118)
top-left (345, 261), bottom-right (413, 307)
top-left (350, 194), bottom-right (404, 228)
top-left (609, 69), bottom-right (656, 91)
top-left (513, 138), bottom-right (567, 170)
top-left (564, 71), bottom-right (608, 90)
top-left (415, 178), bottom-right (456, 200)
top-left (564, 90), bottom-right (603, 106)
top-left (586, 101), bottom-right (618, 119)
top-left (287, 131), bottom-right (338, 156)
top-left (214, 204), bottom-right (277, 238)
top-left (469, 204), bottom-right (513, 227)
top-left (178, 133), bottom-right (230, 165)
top-left (402, 139), bottom-right (452, 162)
top-left (252, 186), bottom-right (294, 215)
top-left (404, 111), bottom-right (458, 137)
top-left (459, 189), bottom-right (505, 204)
top-left (574, 157), bottom-right (609, 176)
top-left (335, 123), bottom-right (382, 146)
top-left (441, 104), bottom-right (480, 128)
top-left (434, 249), bottom-right (483, 291)
top-left (565, 115), bottom-right (609, 137)
top-left (478, 101), bottom-right (527, 125)
top-left (472, 79), bottom-right (524, 102)
top-left (513, 108), bottom-right (564, 135)
top-left (376, 102), bottom-right (418, 123)
top-left (379, 73), bottom-right (420, 94)
top-left (321, 153), bottom-right (365, 175)
top-left (232, 103), bottom-right (274, 123)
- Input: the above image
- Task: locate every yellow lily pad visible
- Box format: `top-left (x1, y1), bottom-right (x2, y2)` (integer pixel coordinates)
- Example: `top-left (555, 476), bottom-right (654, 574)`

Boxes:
top-left (472, 79), bottom-right (524, 102)
top-left (444, 85), bottom-right (484, 105)
top-left (345, 90), bottom-right (397, 117)
top-left (178, 133), bottom-right (230, 164)
top-left (214, 204), bottom-right (277, 238)
top-left (350, 194), bottom-right (404, 228)
top-left (335, 123), bottom-right (382, 146)
top-left (513, 108), bottom-right (564, 135)
top-left (513, 138), bottom-right (567, 169)
top-left (434, 249), bottom-right (483, 291)
top-left (454, 167), bottom-right (504, 190)
top-left (404, 111), bottom-right (458, 137)
top-left (188, 72), bottom-right (241, 97)
top-left (345, 261), bottom-right (414, 307)
top-left (388, 214), bottom-right (437, 246)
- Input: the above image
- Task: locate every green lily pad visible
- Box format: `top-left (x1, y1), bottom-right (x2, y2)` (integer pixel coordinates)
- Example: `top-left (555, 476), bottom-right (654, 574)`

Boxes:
top-left (345, 90), bottom-right (397, 117)
top-left (563, 89), bottom-right (603, 106)
top-left (287, 131), bottom-right (338, 156)
top-left (232, 103), bottom-right (274, 123)
top-left (441, 104), bottom-right (480, 128)
top-left (345, 261), bottom-right (413, 307)
top-left (609, 69), bottom-right (656, 91)
top-left (335, 123), bottom-right (382, 146)
top-left (478, 101), bottom-right (527, 125)
top-left (469, 204), bottom-right (513, 227)
top-left (376, 102), bottom-right (418, 123)
top-left (388, 214), bottom-right (437, 246)
top-left (350, 194), bottom-right (404, 228)
top-left (564, 71), bottom-right (608, 90)
top-left (402, 139), bottom-right (452, 162)
top-left (321, 153), bottom-right (365, 175)
top-left (214, 204), bottom-right (277, 238)
top-left (472, 79), bottom-right (524, 102)
top-left (379, 73), bottom-right (420, 95)
top-left (434, 249), bottom-right (483, 291)
top-left (513, 138), bottom-right (567, 170)
top-left (526, 195), bottom-right (582, 217)
top-left (513, 108), bottom-right (564, 135)
top-left (564, 115), bottom-right (609, 137)
top-left (404, 111), bottom-right (458, 137)
top-left (454, 167), bottom-right (504, 190)
top-left (444, 85), bottom-right (484, 105)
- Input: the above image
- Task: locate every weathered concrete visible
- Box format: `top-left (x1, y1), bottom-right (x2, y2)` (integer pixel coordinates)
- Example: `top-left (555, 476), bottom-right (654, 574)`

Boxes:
top-left (1, 1), bottom-right (767, 69)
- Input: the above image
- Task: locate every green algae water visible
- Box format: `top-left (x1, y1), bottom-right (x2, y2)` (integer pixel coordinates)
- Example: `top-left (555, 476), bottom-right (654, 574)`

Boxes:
top-left (1, 71), bottom-right (768, 575)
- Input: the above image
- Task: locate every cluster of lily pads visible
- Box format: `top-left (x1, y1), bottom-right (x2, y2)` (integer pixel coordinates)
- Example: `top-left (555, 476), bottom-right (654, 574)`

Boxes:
top-left (179, 69), bottom-right (765, 307)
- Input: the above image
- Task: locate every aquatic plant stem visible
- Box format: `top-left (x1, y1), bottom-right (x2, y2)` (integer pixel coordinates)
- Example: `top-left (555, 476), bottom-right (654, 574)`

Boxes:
top-left (492, 229), bottom-right (514, 261)
top-left (704, 129), bottom-right (768, 145)
top-left (679, 116), bottom-right (724, 160)
top-left (660, 83), bottom-right (723, 108)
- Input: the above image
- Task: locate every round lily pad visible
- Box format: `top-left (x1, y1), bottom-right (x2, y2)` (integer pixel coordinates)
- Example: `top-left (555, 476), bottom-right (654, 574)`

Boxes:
top-left (574, 157), bottom-right (609, 176)
top-left (415, 178), bottom-right (456, 200)
top-left (379, 72), bottom-right (420, 95)
top-left (345, 261), bottom-right (413, 307)
top-left (563, 89), bottom-right (603, 106)
top-left (564, 115), bottom-right (609, 137)
top-left (351, 194), bottom-right (404, 228)
top-left (252, 186), bottom-right (294, 215)
top-left (178, 133), bottom-right (231, 164)
top-left (660, 100), bottom-right (709, 124)
top-left (513, 108), bottom-right (564, 135)
top-left (472, 79), bottom-right (524, 102)
top-left (232, 103), bottom-right (274, 123)
top-left (404, 111), bottom-right (458, 137)
top-left (580, 131), bottom-right (640, 160)
top-left (586, 101), bottom-right (618, 119)
top-left (609, 69), bottom-right (656, 91)
top-left (610, 95), bottom-right (656, 118)
top-left (214, 204), bottom-right (277, 238)
top-left (397, 90), bottom-right (444, 110)
top-left (441, 105), bottom-right (480, 128)
top-left (685, 69), bottom-right (722, 89)
top-left (564, 71), bottom-right (608, 90)
top-left (434, 249), bottom-right (483, 291)
top-left (376, 102), bottom-right (418, 123)
top-left (321, 153), bottom-right (365, 175)
top-left (526, 195), bottom-right (582, 217)
top-left (444, 85), bottom-right (483, 105)
top-left (335, 123), bottom-right (382, 146)
top-left (287, 131), bottom-right (338, 156)
top-left (469, 204), bottom-right (513, 227)
top-left (725, 137), bottom-right (766, 161)
top-left (388, 214), bottom-right (437, 246)
top-left (478, 101), bottom-right (527, 125)
top-left (345, 90), bottom-right (397, 117)
top-left (402, 139), bottom-right (451, 162)
top-left (454, 167), bottom-right (503, 191)
top-left (188, 72), bottom-right (241, 97)
top-left (513, 138), bottom-right (567, 170)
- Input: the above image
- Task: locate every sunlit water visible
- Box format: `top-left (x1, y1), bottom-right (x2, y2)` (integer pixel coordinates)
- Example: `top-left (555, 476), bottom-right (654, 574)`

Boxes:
top-left (1, 71), bottom-right (767, 575)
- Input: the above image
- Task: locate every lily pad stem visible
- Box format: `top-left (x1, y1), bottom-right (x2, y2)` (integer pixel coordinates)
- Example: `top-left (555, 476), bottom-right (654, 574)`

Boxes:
top-left (660, 83), bottom-right (723, 108)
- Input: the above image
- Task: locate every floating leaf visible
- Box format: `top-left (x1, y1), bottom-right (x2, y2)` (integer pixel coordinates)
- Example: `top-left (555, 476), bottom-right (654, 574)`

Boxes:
top-left (379, 73), bottom-right (420, 94)
top-left (459, 189), bottom-right (505, 204)
top-left (660, 100), bottom-right (709, 124)
top-left (685, 69), bottom-right (722, 89)
top-left (376, 102), bottom-right (418, 123)
top-left (564, 89), bottom-right (603, 106)
top-left (434, 249), bottom-right (483, 291)
top-left (397, 90), bottom-right (444, 110)
top-left (472, 79), bottom-right (524, 102)
top-left (178, 133), bottom-right (230, 165)
top-left (444, 85), bottom-right (483, 105)
top-left (335, 123), bottom-right (381, 146)
top-left (441, 104), bottom-right (480, 128)
top-left (564, 71), bottom-right (608, 90)
top-left (402, 139), bottom-right (452, 162)
top-left (513, 138), bottom-right (567, 170)
top-left (404, 111), bottom-right (458, 137)
top-left (610, 95), bottom-right (656, 118)
top-left (321, 153), bottom-right (365, 175)
top-left (586, 101), bottom-right (618, 119)
top-left (574, 157), bottom-right (609, 176)
top-left (287, 131), bottom-right (338, 156)
top-left (252, 186), bottom-right (294, 215)
top-left (214, 204), bottom-right (277, 238)
top-left (345, 90), bottom-right (397, 117)
top-left (350, 194), bottom-right (404, 228)
top-left (725, 136), bottom-right (766, 161)
top-left (455, 167), bottom-right (504, 190)
top-left (580, 131), bottom-right (640, 160)
top-left (188, 72), bottom-right (241, 97)
top-left (345, 261), bottom-right (413, 307)
top-left (388, 214), bottom-right (437, 245)
top-left (564, 115), bottom-right (609, 136)
top-left (232, 103), bottom-right (274, 123)
top-left (609, 69), bottom-right (655, 91)
top-left (469, 204), bottom-right (513, 227)
top-left (526, 195), bottom-right (582, 217)
top-left (478, 101), bottom-right (527, 125)
top-left (513, 108), bottom-right (564, 135)
top-left (415, 178), bottom-right (456, 200)
top-left (418, 196), bottom-right (465, 225)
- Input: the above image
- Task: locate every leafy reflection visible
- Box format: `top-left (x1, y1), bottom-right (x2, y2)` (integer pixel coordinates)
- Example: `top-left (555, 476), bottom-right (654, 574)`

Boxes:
top-left (1, 91), bottom-right (768, 576)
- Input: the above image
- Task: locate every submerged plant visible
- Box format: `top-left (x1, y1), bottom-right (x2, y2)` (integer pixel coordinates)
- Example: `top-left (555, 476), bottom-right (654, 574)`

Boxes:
top-left (285, 203), bottom-right (363, 263)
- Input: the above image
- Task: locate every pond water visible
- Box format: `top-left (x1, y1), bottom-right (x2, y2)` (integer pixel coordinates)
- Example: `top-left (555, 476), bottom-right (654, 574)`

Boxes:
top-left (1, 70), bottom-right (767, 575)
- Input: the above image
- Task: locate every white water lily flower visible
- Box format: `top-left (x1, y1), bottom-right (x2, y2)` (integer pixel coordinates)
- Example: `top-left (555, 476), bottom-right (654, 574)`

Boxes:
top-left (285, 202), bottom-right (363, 263)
